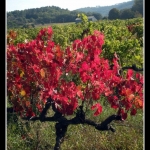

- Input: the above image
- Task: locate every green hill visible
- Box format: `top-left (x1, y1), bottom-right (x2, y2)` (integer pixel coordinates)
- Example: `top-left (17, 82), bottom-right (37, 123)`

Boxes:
top-left (75, 0), bottom-right (134, 17)
top-left (7, 0), bottom-right (143, 29)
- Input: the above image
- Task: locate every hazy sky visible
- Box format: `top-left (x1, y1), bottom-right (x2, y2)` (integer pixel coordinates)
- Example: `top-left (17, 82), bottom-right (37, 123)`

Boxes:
top-left (6, 0), bottom-right (132, 12)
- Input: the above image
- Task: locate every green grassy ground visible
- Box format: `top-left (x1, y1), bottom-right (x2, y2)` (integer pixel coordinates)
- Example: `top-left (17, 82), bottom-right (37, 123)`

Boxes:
top-left (7, 100), bottom-right (143, 150)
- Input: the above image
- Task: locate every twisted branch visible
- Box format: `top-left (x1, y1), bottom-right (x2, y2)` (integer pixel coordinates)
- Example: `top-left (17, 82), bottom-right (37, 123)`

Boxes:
top-left (7, 99), bottom-right (122, 150)
top-left (122, 64), bottom-right (143, 71)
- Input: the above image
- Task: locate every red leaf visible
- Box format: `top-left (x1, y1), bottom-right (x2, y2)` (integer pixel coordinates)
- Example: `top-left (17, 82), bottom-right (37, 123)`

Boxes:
top-left (32, 64), bottom-right (40, 73)
top-left (80, 61), bottom-right (89, 71)
top-left (117, 108), bottom-right (124, 116)
top-left (15, 75), bottom-right (21, 82)
top-left (47, 27), bottom-right (53, 36)
top-left (76, 52), bottom-right (84, 62)
top-left (130, 108), bottom-right (137, 115)
top-left (127, 69), bottom-right (133, 79)
top-left (91, 103), bottom-right (103, 116)
top-left (122, 113), bottom-right (127, 120)
top-left (92, 89), bottom-right (100, 100)
top-left (76, 85), bottom-right (83, 99)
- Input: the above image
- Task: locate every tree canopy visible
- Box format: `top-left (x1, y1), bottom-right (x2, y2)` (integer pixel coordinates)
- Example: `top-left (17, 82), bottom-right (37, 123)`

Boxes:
top-left (108, 0), bottom-right (143, 20)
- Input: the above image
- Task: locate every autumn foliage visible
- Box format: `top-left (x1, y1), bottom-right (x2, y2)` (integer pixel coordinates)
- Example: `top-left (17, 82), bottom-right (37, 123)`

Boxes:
top-left (7, 27), bottom-right (143, 120)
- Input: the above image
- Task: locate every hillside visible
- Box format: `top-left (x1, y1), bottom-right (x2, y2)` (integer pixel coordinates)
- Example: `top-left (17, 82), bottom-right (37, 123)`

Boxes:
top-left (75, 0), bottom-right (134, 17)
top-left (7, 6), bottom-right (104, 29)
top-left (7, 0), bottom-right (142, 29)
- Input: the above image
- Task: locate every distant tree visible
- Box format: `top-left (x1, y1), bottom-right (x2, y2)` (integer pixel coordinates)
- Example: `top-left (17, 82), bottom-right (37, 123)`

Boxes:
top-left (31, 23), bottom-right (35, 28)
top-left (131, 0), bottom-right (143, 16)
top-left (22, 24), bottom-right (28, 28)
top-left (92, 13), bottom-right (102, 20)
top-left (29, 18), bottom-right (35, 23)
top-left (41, 21), bottom-right (44, 25)
top-left (86, 12), bottom-right (102, 20)
top-left (108, 8), bottom-right (120, 20)
top-left (120, 9), bottom-right (135, 19)
top-left (134, 11), bottom-right (142, 18)
top-left (102, 16), bottom-right (108, 20)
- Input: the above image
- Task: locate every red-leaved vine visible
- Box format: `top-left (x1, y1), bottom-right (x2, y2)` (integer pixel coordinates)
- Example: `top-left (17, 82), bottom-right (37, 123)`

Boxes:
top-left (7, 27), bottom-right (143, 120)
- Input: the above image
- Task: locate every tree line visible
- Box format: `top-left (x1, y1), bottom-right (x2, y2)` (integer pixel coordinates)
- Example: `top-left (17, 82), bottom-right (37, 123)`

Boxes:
top-left (7, 0), bottom-right (143, 29)
top-left (108, 0), bottom-right (143, 20)
top-left (76, 0), bottom-right (134, 17)
top-left (7, 6), bottom-right (103, 29)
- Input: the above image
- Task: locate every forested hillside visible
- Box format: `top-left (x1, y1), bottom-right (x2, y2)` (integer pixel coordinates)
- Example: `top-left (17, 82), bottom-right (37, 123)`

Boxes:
top-left (7, 6), bottom-right (102, 29)
top-left (76, 0), bottom-right (134, 16)
top-left (7, 0), bottom-right (143, 29)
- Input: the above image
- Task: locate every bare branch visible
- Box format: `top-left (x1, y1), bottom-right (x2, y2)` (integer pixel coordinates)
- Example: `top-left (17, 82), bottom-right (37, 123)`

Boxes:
top-left (122, 64), bottom-right (143, 71)
top-left (7, 97), bottom-right (122, 150)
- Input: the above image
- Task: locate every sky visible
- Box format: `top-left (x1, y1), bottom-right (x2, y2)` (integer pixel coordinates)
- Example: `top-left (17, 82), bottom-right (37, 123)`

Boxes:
top-left (6, 0), bottom-right (132, 12)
